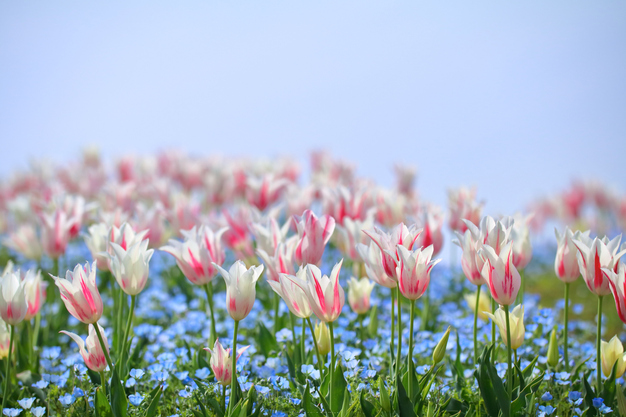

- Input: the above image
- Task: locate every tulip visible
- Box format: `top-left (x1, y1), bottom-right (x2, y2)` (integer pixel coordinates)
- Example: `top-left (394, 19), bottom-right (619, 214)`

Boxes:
top-left (396, 245), bottom-right (441, 301)
top-left (0, 269), bottom-right (27, 326)
top-left (454, 229), bottom-right (486, 287)
top-left (335, 215), bottom-right (374, 261)
top-left (204, 339), bottom-right (249, 386)
top-left (547, 329), bottom-right (559, 368)
top-left (480, 242), bottom-right (521, 307)
top-left (314, 321), bottom-right (331, 356)
top-left (39, 209), bottom-right (77, 259)
top-left (287, 261), bottom-right (345, 323)
top-left (511, 213), bottom-right (533, 270)
top-left (2, 224), bottom-right (43, 261)
top-left (22, 269), bottom-right (45, 320)
top-left (601, 336), bottom-right (626, 378)
top-left (161, 225), bottom-right (227, 286)
top-left (485, 305), bottom-right (525, 350)
top-left (60, 324), bottom-right (109, 373)
top-left (322, 186), bottom-right (371, 226)
top-left (447, 187), bottom-right (482, 232)
top-left (214, 260), bottom-right (264, 322)
top-left (293, 210), bottom-right (336, 267)
top-left (108, 240), bottom-right (154, 296)
top-left (356, 242), bottom-right (397, 289)
top-left (0, 319), bottom-right (9, 359)
top-left (466, 216), bottom-right (514, 275)
top-left (269, 269), bottom-right (312, 319)
top-left (347, 277), bottom-right (375, 315)
top-left (245, 174), bottom-right (288, 211)
top-left (363, 223), bottom-right (422, 280)
top-left (108, 223), bottom-right (149, 266)
top-left (432, 326), bottom-right (451, 365)
top-left (414, 208), bottom-right (444, 256)
top-left (84, 223), bottom-right (112, 271)
top-left (51, 261), bottom-right (103, 324)
top-left (250, 217), bottom-right (290, 256)
top-left (555, 226), bottom-right (590, 371)
top-left (464, 289), bottom-right (491, 322)
top-left (222, 206), bottom-right (257, 262)
top-left (604, 264), bottom-right (626, 324)
top-left (256, 240), bottom-right (296, 283)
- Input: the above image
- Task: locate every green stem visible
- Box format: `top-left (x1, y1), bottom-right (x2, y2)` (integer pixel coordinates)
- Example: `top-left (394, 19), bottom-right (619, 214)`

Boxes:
top-left (306, 317), bottom-right (325, 378)
top-left (94, 322), bottom-right (114, 371)
top-left (120, 294), bottom-right (136, 374)
top-left (474, 285), bottom-right (482, 366)
top-left (116, 286), bottom-right (124, 354)
top-left (204, 283), bottom-right (217, 347)
top-left (221, 384), bottom-right (226, 413)
top-left (329, 321), bottom-right (336, 410)
top-left (564, 282), bottom-right (570, 371)
top-left (408, 300), bottom-right (416, 400)
top-left (516, 269), bottom-right (525, 305)
top-left (301, 318), bottom-right (306, 364)
top-left (26, 320), bottom-right (33, 369)
top-left (504, 305), bottom-right (512, 413)
top-left (421, 285), bottom-right (430, 331)
top-left (33, 312), bottom-right (41, 349)
top-left (273, 294), bottom-right (280, 334)
top-left (2, 325), bottom-right (14, 411)
top-left (390, 288), bottom-right (396, 379)
top-left (396, 288), bottom-right (403, 381)
top-left (289, 313), bottom-right (297, 356)
top-left (491, 298), bottom-right (496, 346)
top-left (597, 295), bottom-right (603, 394)
top-left (100, 370), bottom-right (107, 396)
top-left (359, 314), bottom-right (365, 355)
top-left (228, 320), bottom-right (239, 417)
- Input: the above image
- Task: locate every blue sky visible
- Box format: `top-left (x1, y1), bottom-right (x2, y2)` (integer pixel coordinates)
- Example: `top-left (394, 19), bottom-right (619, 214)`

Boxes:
top-left (1, 1), bottom-right (625, 215)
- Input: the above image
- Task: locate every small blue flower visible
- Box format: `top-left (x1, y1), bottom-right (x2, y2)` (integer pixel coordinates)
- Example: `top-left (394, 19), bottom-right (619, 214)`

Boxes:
top-left (73, 387), bottom-right (85, 397)
top-left (32, 380), bottom-right (49, 389)
top-left (569, 391), bottom-right (582, 401)
top-left (129, 394), bottom-right (144, 407)
top-left (541, 392), bottom-right (552, 402)
top-left (31, 408), bottom-right (46, 417)
top-left (178, 389), bottom-right (192, 398)
top-left (195, 367), bottom-right (210, 379)
top-left (125, 378), bottom-right (136, 388)
top-left (130, 369), bottom-right (145, 379)
top-left (537, 405), bottom-right (555, 416)
top-left (593, 398), bottom-right (604, 408)
top-left (2, 409), bottom-right (22, 417)
top-left (17, 398), bottom-right (35, 410)
top-left (58, 393), bottom-right (75, 407)
top-left (599, 404), bottom-right (613, 414)
top-left (255, 386), bottom-right (270, 395)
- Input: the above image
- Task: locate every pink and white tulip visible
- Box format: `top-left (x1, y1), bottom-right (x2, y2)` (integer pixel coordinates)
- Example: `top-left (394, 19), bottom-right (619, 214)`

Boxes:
top-left (555, 227), bottom-right (590, 283)
top-left (269, 268), bottom-right (312, 319)
top-left (39, 209), bottom-right (77, 259)
top-left (454, 229), bottom-right (486, 286)
top-left (109, 240), bottom-right (154, 295)
top-left (293, 210), bottom-right (336, 267)
top-left (2, 224), bottom-right (43, 261)
top-left (396, 245), bottom-right (441, 300)
top-left (52, 261), bottom-right (103, 324)
top-left (356, 242), bottom-right (397, 288)
top-left (363, 223), bottom-right (422, 280)
top-left (250, 217), bottom-right (290, 256)
top-left (204, 339), bottom-right (249, 386)
top-left (511, 213), bottom-right (533, 269)
top-left (415, 207), bottom-right (444, 256)
top-left (22, 269), bottom-right (45, 320)
top-left (573, 235), bottom-right (626, 296)
top-left (214, 261), bottom-right (264, 321)
top-left (256, 240), bottom-right (296, 283)
top-left (480, 242), bottom-right (521, 306)
top-left (0, 270), bottom-right (27, 325)
top-left (335, 215), bottom-right (374, 261)
top-left (84, 223), bottom-right (111, 271)
top-left (161, 225), bottom-right (227, 286)
top-left (604, 264), bottom-right (626, 324)
top-left (60, 324), bottom-right (109, 372)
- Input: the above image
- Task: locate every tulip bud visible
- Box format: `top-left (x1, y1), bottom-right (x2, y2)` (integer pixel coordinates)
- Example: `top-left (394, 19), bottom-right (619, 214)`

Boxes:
top-left (378, 377), bottom-right (390, 412)
top-left (485, 305), bottom-right (526, 350)
top-left (601, 336), bottom-right (626, 378)
top-left (347, 277), bottom-right (375, 315)
top-left (314, 322), bottom-right (331, 356)
top-left (432, 326), bottom-right (451, 365)
top-left (547, 329), bottom-right (559, 368)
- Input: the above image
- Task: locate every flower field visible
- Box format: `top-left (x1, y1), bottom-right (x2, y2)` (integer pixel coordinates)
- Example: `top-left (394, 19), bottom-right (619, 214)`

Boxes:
top-left (0, 149), bottom-right (625, 417)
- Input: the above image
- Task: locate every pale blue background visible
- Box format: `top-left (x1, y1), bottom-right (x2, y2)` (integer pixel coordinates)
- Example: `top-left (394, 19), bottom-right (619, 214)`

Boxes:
top-left (1, 1), bottom-right (625, 214)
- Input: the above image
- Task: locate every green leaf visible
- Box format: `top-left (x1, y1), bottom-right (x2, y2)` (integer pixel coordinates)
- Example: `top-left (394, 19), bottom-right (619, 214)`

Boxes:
top-left (616, 384), bottom-right (626, 417)
top-left (144, 385), bottom-right (163, 417)
top-left (581, 372), bottom-right (598, 417)
top-left (256, 322), bottom-right (278, 357)
top-left (602, 360), bottom-right (619, 407)
top-left (88, 369), bottom-right (102, 386)
top-left (110, 366), bottom-right (128, 417)
top-left (95, 386), bottom-right (112, 417)
top-left (396, 373), bottom-right (417, 417)
top-left (286, 350), bottom-right (297, 380)
top-left (359, 390), bottom-right (376, 417)
top-left (511, 371), bottom-right (544, 415)
top-left (330, 362), bottom-right (348, 414)
top-left (571, 356), bottom-right (590, 384)
top-left (303, 383), bottom-right (324, 416)
top-left (474, 345), bottom-right (509, 417)
top-left (521, 355), bottom-right (538, 381)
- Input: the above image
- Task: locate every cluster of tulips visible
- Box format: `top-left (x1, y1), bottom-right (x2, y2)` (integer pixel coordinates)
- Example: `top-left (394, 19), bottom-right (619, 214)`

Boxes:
top-left (0, 148), bottom-right (625, 416)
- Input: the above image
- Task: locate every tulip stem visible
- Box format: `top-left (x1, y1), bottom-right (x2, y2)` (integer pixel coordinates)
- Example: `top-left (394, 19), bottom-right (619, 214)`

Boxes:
top-left (120, 294), bottom-right (136, 374)
top-left (204, 283), bottom-right (217, 347)
top-left (94, 322), bottom-right (114, 372)
top-left (300, 318), bottom-right (306, 364)
top-left (2, 325), bottom-right (14, 411)
top-left (491, 298), bottom-right (496, 346)
top-left (100, 370), bottom-right (107, 396)
top-left (597, 295), bottom-right (603, 394)
top-left (390, 288), bottom-right (396, 379)
top-left (306, 318), bottom-right (325, 378)
top-left (221, 384), bottom-right (226, 413)
top-left (329, 321), bottom-right (335, 410)
top-left (273, 294), bottom-right (280, 334)
top-left (504, 305), bottom-right (512, 413)
top-left (358, 314), bottom-right (365, 355)
top-left (473, 285), bottom-right (482, 366)
top-left (396, 288), bottom-right (402, 381)
top-left (564, 282), bottom-right (570, 371)
top-left (289, 313), bottom-right (297, 358)
top-left (408, 299), bottom-right (416, 400)
top-left (229, 320), bottom-right (239, 417)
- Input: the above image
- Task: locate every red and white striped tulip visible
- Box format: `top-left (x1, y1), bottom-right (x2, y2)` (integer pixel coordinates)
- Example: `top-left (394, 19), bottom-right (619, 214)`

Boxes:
top-left (604, 264), bottom-right (626, 324)
top-left (511, 213), bottom-right (533, 270)
top-left (396, 245), bottom-right (441, 300)
top-left (109, 240), bottom-right (154, 295)
top-left (293, 210), bottom-right (336, 267)
top-left (161, 225), bottom-right (227, 286)
top-left (22, 269), bottom-right (45, 320)
top-left (347, 277), bottom-right (375, 314)
top-left (214, 261), bottom-right (264, 321)
top-left (250, 217), bottom-right (290, 256)
top-left (52, 261), bottom-right (103, 324)
top-left (84, 223), bottom-right (111, 271)
top-left (415, 207), bottom-right (444, 256)
top-left (363, 223), bottom-right (422, 280)
top-left (269, 268), bottom-right (312, 319)
top-left (256, 240), bottom-right (296, 283)
top-left (0, 270), bottom-right (27, 325)
top-left (288, 260), bottom-right (345, 323)
top-left (555, 227), bottom-right (589, 283)
top-left (454, 229), bottom-right (486, 286)
top-left (573, 235), bottom-right (626, 296)
top-left (3, 224), bottom-right (43, 261)
top-left (356, 242), bottom-right (397, 289)
top-left (60, 323), bottom-right (109, 372)
top-left (479, 242), bottom-right (521, 306)
top-left (39, 209), bottom-right (77, 259)
top-left (204, 339), bottom-right (250, 386)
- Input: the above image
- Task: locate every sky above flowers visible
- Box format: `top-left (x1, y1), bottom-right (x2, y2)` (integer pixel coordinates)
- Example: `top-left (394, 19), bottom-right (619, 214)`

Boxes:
top-left (1, 0), bottom-right (625, 215)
